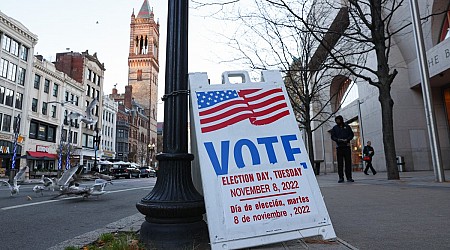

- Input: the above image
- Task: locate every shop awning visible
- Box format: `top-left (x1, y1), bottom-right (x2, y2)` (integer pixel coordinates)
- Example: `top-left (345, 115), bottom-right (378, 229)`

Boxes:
top-left (27, 151), bottom-right (58, 160)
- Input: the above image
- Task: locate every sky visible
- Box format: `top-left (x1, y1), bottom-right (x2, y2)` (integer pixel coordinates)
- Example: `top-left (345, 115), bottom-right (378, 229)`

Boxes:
top-left (0, 0), bottom-right (243, 121)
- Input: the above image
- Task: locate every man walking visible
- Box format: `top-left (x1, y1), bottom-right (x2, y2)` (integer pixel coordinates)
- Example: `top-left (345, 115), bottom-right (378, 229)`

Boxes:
top-left (363, 141), bottom-right (377, 175)
top-left (331, 115), bottom-right (355, 183)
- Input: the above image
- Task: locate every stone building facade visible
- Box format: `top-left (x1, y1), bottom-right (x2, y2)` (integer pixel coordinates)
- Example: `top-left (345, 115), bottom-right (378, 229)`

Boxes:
top-left (128, 0), bottom-right (159, 151)
top-left (0, 11), bottom-right (36, 176)
top-left (54, 50), bottom-right (106, 171)
top-left (313, 1), bottom-right (450, 173)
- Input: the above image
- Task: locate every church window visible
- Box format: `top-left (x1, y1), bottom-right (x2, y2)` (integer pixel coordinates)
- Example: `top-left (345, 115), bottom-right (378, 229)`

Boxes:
top-left (137, 69), bottom-right (142, 81)
top-left (144, 36), bottom-right (148, 54)
top-left (140, 36), bottom-right (144, 54)
top-left (135, 36), bottom-right (139, 55)
top-left (153, 43), bottom-right (158, 57)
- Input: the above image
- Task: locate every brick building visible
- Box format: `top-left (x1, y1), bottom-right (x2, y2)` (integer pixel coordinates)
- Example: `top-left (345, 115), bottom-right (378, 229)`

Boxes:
top-left (128, 0), bottom-right (159, 152)
top-left (54, 50), bottom-right (105, 171)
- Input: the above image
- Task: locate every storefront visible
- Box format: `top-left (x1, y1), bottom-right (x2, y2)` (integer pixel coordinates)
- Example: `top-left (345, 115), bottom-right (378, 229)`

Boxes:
top-left (330, 119), bottom-right (363, 173)
top-left (0, 140), bottom-right (23, 177)
top-left (26, 145), bottom-right (58, 177)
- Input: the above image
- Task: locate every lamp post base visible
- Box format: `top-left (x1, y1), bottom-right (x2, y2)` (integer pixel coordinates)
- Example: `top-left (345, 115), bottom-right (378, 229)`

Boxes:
top-left (139, 220), bottom-right (209, 249)
top-left (136, 152), bottom-right (209, 249)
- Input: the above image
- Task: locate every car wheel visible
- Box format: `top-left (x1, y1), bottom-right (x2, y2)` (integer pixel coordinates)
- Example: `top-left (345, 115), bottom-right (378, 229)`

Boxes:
top-left (126, 174), bottom-right (131, 179)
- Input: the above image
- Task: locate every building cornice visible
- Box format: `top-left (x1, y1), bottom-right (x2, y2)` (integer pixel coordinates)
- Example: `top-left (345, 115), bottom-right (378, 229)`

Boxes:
top-left (0, 11), bottom-right (38, 44)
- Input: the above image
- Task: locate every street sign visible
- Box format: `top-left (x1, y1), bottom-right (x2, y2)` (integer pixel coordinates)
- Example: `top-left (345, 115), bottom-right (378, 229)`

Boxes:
top-left (189, 71), bottom-right (336, 249)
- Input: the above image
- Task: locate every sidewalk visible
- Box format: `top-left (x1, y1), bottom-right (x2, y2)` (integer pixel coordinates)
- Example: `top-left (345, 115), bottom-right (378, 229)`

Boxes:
top-left (317, 170), bottom-right (450, 250)
top-left (49, 170), bottom-right (450, 249)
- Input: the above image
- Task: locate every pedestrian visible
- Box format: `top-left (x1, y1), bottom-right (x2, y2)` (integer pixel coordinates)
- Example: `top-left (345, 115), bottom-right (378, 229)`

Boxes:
top-left (363, 141), bottom-right (377, 175)
top-left (331, 115), bottom-right (355, 183)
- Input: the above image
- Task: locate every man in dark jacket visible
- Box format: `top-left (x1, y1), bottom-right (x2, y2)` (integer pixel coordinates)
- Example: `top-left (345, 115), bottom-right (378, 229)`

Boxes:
top-left (331, 115), bottom-right (354, 183)
top-left (363, 141), bottom-right (377, 175)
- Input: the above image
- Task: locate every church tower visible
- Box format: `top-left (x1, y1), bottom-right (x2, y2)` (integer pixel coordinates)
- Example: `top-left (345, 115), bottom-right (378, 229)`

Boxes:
top-left (128, 0), bottom-right (159, 145)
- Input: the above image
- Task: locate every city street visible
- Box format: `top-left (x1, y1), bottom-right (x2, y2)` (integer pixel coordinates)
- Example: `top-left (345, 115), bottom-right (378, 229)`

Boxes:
top-left (0, 177), bottom-right (156, 250)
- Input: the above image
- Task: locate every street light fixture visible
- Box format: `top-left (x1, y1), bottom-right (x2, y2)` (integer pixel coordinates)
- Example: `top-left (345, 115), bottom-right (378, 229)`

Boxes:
top-left (148, 143), bottom-right (155, 167)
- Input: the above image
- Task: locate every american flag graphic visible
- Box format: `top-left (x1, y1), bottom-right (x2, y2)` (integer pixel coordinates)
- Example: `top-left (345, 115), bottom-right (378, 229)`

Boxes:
top-left (196, 88), bottom-right (290, 133)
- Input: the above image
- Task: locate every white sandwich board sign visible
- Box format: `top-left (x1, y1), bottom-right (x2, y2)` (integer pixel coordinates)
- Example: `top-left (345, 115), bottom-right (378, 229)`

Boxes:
top-left (189, 71), bottom-right (336, 250)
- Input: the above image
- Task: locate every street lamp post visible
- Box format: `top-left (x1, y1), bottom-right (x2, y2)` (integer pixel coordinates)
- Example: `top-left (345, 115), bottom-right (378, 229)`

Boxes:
top-left (93, 126), bottom-right (101, 172)
top-left (136, 0), bottom-right (208, 248)
top-left (48, 100), bottom-right (75, 177)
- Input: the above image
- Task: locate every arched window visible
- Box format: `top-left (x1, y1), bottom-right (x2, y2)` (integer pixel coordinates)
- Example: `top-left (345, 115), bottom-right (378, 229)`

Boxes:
top-left (137, 69), bottom-right (142, 81)
top-left (135, 36), bottom-right (139, 54)
top-left (439, 11), bottom-right (450, 42)
top-left (139, 36), bottom-right (144, 54)
top-left (153, 43), bottom-right (158, 58)
top-left (143, 36), bottom-right (148, 54)
top-left (330, 76), bottom-right (358, 112)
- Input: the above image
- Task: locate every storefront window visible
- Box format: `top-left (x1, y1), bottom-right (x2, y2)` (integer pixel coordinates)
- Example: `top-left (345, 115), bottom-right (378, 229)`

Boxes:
top-left (30, 120), bottom-right (57, 142)
top-left (349, 120), bottom-right (362, 171)
top-left (37, 125), bottom-right (46, 140)
top-left (443, 88), bottom-right (450, 130)
top-left (29, 122), bottom-right (37, 139)
top-left (47, 127), bottom-right (55, 142)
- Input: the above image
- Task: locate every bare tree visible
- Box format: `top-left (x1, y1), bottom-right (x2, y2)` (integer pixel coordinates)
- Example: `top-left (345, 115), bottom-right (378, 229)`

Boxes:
top-left (195, 0), bottom-right (441, 180)
top-left (56, 142), bottom-right (80, 169)
top-left (193, 1), bottom-right (358, 163)
top-left (260, 0), bottom-right (407, 179)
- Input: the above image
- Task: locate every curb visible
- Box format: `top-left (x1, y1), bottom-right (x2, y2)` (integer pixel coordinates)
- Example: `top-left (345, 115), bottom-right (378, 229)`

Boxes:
top-left (48, 213), bottom-right (144, 250)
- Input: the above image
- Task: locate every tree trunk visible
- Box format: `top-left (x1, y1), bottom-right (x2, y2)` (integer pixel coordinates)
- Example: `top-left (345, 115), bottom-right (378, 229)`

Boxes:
top-left (378, 85), bottom-right (399, 180)
top-left (306, 125), bottom-right (315, 164)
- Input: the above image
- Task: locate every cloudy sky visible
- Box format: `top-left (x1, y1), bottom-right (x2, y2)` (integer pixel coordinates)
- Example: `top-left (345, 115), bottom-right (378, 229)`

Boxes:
top-left (1, 0), bottom-right (242, 121)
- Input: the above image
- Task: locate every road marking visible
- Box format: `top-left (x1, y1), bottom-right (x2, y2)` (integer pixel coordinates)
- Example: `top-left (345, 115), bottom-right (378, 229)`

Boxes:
top-left (1, 186), bottom-right (153, 211)
top-left (1, 197), bottom-right (78, 210)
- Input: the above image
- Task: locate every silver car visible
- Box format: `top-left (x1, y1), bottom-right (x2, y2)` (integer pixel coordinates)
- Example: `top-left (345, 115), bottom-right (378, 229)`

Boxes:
top-left (139, 167), bottom-right (156, 178)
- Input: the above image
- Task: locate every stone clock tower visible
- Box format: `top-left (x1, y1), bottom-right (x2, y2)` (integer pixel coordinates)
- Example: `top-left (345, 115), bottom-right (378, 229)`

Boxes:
top-left (128, 0), bottom-right (159, 145)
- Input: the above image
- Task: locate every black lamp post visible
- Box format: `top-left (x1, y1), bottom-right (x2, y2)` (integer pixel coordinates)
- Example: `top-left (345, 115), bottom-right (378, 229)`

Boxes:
top-left (136, 0), bottom-right (208, 248)
top-left (48, 100), bottom-right (75, 177)
top-left (93, 126), bottom-right (101, 172)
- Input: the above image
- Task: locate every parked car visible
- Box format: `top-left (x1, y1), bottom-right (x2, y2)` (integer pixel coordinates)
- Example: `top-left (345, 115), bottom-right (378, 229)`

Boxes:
top-left (139, 166), bottom-right (156, 178)
top-left (128, 166), bottom-right (141, 178)
top-left (110, 165), bottom-right (140, 179)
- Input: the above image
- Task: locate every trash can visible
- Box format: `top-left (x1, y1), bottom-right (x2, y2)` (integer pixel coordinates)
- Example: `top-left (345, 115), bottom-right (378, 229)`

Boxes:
top-left (313, 160), bottom-right (323, 175)
top-left (396, 156), bottom-right (405, 172)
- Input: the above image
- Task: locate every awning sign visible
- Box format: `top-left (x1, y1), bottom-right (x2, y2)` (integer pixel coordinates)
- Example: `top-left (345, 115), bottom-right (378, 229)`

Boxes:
top-left (189, 71), bottom-right (336, 249)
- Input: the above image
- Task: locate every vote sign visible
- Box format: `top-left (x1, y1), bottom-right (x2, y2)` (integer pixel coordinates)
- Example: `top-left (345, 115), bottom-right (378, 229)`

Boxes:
top-left (189, 71), bottom-right (335, 249)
